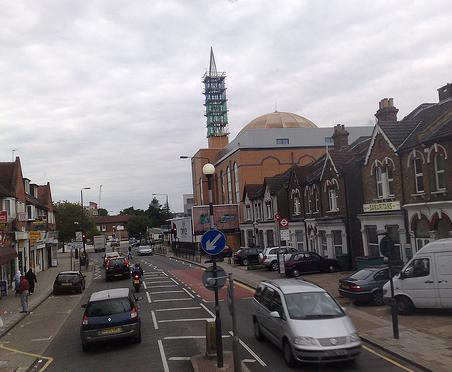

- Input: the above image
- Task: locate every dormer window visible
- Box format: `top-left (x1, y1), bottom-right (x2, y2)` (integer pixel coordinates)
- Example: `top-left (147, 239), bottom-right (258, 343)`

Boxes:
top-left (24, 179), bottom-right (30, 194)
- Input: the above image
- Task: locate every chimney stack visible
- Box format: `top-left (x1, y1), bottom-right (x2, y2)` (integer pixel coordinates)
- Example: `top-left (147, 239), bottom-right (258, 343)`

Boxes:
top-left (332, 124), bottom-right (349, 151)
top-left (375, 98), bottom-right (398, 122)
top-left (438, 83), bottom-right (452, 102)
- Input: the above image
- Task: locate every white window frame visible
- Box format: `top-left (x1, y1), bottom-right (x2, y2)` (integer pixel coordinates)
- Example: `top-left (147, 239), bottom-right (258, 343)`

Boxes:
top-left (26, 204), bottom-right (34, 220)
top-left (328, 188), bottom-right (338, 211)
top-left (434, 152), bottom-right (446, 191)
top-left (414, 157), bottom-right (424, 193)
top-left (246, 204), bottom-right (251, 221)
top-left (376, 167), bottom-right (384, 198)
top-left (234, 163), bottom-right (240, 203)
top-left (315, 189), bottom-right (320, 212)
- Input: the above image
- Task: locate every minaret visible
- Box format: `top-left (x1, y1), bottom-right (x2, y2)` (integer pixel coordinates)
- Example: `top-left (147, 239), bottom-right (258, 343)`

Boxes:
top-left (203, 47), bottom-right (229, 149)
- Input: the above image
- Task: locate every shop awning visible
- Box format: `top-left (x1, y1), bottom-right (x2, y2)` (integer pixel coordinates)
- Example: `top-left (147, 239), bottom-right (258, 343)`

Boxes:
top-left (0, 245), bottom-right (17, 265)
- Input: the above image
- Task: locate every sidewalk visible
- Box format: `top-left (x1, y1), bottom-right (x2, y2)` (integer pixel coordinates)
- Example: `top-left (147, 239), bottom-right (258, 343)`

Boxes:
top-left (164, 252), bottom-right (452, 372)
top-left (0, 252), bottom-right (73, 338)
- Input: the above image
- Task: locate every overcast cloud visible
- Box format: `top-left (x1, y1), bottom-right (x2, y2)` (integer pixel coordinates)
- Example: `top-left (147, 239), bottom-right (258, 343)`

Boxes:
top-left (1, 0), bottom-right (451, 212)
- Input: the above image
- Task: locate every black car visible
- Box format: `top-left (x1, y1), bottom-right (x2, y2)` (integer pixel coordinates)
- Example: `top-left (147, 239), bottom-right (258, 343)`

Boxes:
top-left (105, 257), bottom-right (131, 281)
top-left (284, 251), bottom-right (341, 276)
top-left (80, 288), bottom-right (141, 351)
top-left (339, 265), bottom-right (400, 305)
top-left (233, 247), bottom-right (262, 266)
top-left (53, 271), bottom-right (86, 294)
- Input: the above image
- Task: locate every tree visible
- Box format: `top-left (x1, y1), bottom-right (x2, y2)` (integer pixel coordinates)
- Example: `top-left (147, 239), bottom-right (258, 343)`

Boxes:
top-left (146, 197), bottom-right (173, 227)
top-left (54, 201), bottom-right (97, 242)
top-left (97, 208), bottom-right (108, 216)
top-left (120, 206), bottom-right (147, 216)
top-left (127, 215), bottom-right (151, 238)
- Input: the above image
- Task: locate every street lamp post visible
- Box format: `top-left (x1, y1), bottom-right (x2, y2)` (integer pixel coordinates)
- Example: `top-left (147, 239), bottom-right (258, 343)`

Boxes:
top-left (80, 187), bottom-right (91, 255)
top-left (202, 163), bottom-right (223, 368)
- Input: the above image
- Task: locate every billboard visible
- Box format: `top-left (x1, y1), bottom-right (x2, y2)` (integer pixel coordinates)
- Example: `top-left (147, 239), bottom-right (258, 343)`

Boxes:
top-left (171, 217), bottom-right (193, 243)
top-left (192, 204), bottom-right (240, 235)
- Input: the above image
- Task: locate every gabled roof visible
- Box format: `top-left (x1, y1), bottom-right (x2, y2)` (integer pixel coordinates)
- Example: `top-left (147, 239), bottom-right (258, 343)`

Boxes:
top-left (264, 175), bottom-right (289, 194)
top-left (242, 184), bottom-right (263, 201)
top-left (26, 194), bottom-right (47, 209)
top-left (0, 162), bottom-right (16, 196)
top-left (37, 183), bottom-right (53, 211)
top-left (95, 215), bottom-right (130, 224)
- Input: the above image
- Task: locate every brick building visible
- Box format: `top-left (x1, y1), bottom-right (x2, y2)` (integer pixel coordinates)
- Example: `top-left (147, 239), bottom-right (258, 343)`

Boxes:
top-left (94, 215), bottom-right (130, 240)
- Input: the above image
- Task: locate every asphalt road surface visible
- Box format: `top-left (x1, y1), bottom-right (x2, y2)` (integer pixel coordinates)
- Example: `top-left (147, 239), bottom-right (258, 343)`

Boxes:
top-left (43, 249), bottom-right (422, 372)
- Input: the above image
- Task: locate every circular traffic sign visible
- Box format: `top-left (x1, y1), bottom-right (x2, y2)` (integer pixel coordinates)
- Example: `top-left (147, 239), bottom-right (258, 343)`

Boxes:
top-left (279, 218), bottom-right (289, 228)
top-left (202, 265), bottom-right (227, 291)
top-left (201, 229), bottom-right (226, 255)
top-left (379, 236), bottom-right (395, 258)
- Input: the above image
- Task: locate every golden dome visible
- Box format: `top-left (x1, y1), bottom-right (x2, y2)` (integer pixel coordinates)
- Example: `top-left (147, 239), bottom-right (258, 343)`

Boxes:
top-left (239, 111), bottom-right (317, 134)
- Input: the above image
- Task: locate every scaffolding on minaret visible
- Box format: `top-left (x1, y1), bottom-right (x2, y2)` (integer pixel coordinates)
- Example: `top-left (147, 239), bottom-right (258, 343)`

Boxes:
top-left (202, 47), bottom-right (229, 138)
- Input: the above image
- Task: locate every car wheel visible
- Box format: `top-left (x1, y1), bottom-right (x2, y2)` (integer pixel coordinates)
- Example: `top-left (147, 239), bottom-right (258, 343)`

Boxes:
top-left (292, 269), bottom-right (301, 277)
top-left (327, 264), bottom-right (337, 273)
top-left (283, 339), bottom-right (296, 368)
top-left (271, 261), bottom-right (279, 271)
top-left (372, 291), bottom-right (384, 306)
top-left (243, 258), bottom-right (249, 266)
top-left (253, 319), bottom-right (264, 341)
top-left (396, 296), bottom-right (415, 315)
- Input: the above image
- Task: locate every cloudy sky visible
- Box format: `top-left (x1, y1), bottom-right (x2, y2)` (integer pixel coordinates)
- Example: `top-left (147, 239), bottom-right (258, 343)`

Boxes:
top-left (1, 0), bottom-right (451, 213)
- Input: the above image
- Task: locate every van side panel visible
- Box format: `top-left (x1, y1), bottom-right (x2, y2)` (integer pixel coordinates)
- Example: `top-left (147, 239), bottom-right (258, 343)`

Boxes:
top-left (436, 252), bottom-right (452, 308)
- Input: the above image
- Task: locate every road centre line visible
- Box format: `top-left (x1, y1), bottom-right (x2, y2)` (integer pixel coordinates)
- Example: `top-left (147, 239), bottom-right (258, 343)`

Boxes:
top-left (149, 290), bottom-right (184, 294)
top-left (200, 303), bottom-right (216, 318)
top-left (146, 291), bottom-right (152, 303)
top-left (154, 298), bottom-right (193, 302)
top-left (168, 357), bottom-right (191, 361)
top-left (151, 311), bottom-right (158, 330)
top-left (362, 345), bottom-right (414, 372)
top-left (156, 306), bottom-right (201, 312)
top-left (182, 288), bottom-right (195, 298)
top-left (228, 331), bottom-right (266, 367)
top-left (158, 318), bottom-right (213, 323)
top-left (163, 335), bottom-right (231, 340)
top-left (31, 336), bottom-right (52, 342)
top-left (157, 340), bottom-right (170, 372)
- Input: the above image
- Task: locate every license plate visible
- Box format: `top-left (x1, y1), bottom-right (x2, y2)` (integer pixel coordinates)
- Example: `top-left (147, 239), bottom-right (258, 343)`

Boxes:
top-left (133, 279), bottom-right (140, 284)
top-left (99, 327), bottom-right (122, 335)
top-left (326, 349), bottom-right (347, 357)
top-left (61, 283), bottom-right (72, 286)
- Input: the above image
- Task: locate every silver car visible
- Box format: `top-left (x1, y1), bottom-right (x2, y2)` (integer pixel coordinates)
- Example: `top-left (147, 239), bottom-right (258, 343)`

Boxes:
top-left (137, 245), bottom-right (153, 256)
top-left (253, 279), bottom-right (361, 366)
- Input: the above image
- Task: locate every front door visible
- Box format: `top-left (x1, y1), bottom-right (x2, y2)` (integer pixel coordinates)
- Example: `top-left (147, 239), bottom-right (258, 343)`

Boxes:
top-left (436, 252), bottom-right (452, 308)
top-left (399, 255), bottom-right (438, 308)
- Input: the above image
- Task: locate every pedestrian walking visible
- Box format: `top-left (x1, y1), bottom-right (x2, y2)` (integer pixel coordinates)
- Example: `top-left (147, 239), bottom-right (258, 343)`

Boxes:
top-left (14, 270), bottom-right (21, 296)
top-left (25, 268), bottom-right (37, 295)
top-left (128, 246), bottom-right (133, 260)
top-left (18, 276), bottom-right (30, 313)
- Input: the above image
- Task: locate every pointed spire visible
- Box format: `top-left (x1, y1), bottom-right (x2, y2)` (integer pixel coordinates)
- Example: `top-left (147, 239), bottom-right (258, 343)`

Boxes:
top-left (209, 47), bottom-right (217, 76)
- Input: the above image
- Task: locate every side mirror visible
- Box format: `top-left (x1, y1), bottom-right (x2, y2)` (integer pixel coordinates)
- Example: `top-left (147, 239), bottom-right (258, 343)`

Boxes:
top-left (341, 306), bottom-right (347, 312)
top-left (269, 311), bottom-right (280, 318)
top-left (81, 304), bottom-right (87, 308)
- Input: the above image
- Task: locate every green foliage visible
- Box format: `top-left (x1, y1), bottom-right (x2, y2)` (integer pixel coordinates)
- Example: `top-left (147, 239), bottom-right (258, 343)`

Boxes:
top-left (54, 201), bottom-right (97, 242)
top-left (120, 198), bottom-right (173, 230)
top-left (127, 215), bottom-right (152, 238)
top-left (97, 208), bottom-right (108, 216)
top-left (119, 206), bottom-right (147, 216)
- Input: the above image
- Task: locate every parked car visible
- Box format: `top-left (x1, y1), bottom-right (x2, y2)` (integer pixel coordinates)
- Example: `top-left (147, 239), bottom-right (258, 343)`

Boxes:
top-left (53, 271), bottom-right (86, 295)
top-left (138, 245), bottom-right (153, 256)
top-left (80, 288), bottom-right (141, 351)
top-left (339, 266), bottom-right (393, 305)
top-left (383, 238), bottom-right (452, 315)
top-left (233, 247), bottom-right (262, 266)
top-left (253, 279), bottom-right (361, 366)
top-left (103, 251), bottom-right (120, 266)
top-left (259, 246), bottom-right (298, 271)
top-left (285, 252), bottom-right (340, 277)
top-left (105, 257), bottom-right (130, 281)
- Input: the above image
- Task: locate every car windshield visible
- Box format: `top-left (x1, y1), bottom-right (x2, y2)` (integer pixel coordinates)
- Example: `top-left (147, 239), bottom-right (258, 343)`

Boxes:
top-left (86, 298), bottom-right (132, 317)
top-left (109, 258), bottom-right (126, 265)
top-left (57, 274), bottom-right (78, 282)
top-left (349, 269), bottom-right (374, 280)
top-left (284, 292), bottom-right (344, 319)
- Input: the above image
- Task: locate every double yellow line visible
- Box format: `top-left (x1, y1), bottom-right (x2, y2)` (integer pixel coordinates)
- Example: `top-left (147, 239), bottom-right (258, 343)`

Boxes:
top-left (0, 343), bottom-right (53, 371)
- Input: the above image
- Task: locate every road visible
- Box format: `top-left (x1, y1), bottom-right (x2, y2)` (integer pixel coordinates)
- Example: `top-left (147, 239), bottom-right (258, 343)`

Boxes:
top-left (39, 249), bottom-right (421, 371)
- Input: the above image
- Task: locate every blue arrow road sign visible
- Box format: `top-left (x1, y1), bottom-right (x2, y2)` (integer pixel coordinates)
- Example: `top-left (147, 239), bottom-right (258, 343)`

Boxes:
top-left (201, 229), bottom-right (226, 255)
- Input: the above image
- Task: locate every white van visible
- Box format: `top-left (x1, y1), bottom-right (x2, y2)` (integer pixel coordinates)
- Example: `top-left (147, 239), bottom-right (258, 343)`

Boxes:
top-left (383, 238), bottom-right (452, 314)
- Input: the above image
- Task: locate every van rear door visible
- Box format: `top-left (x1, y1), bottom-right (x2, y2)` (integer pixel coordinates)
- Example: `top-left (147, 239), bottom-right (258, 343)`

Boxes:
top-left (436, 252), bottom-right (452, 308)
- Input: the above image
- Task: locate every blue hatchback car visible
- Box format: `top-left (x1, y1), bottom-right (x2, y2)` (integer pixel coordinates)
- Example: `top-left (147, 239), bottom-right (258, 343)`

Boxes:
top-left (80, 288), bottom-right (141, 351)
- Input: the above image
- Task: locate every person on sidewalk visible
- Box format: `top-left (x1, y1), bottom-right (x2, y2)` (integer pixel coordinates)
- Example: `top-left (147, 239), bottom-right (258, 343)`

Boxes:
top-left (25, 268), bottom-right (37, 295)
top-left (14, 270), bottom-right (21, 296)
top-left (18, 276), bottom-right (30, 313)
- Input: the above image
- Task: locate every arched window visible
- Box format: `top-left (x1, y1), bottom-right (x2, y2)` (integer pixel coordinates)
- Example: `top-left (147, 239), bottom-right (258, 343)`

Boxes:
top-left (220, 171), bottom-right (224, 203)
top-left (292, 190), bottom-right (301, 215)
top-left (434, 152), bottom-right (446, 190)
top-left (328, 188), bottom-right (338, 211)
top-left (226, 166), bottom-right (232, 203)
top-left (414, 156), bottom-right (424, 193)
top-left (234, 163), bottom-right (240, 202)
top-left (415, 217), bottom-right (430, 251)
top-left (375, 164), bottom-right (394, 198)
top-left (314, 187), bottom-right (320, 212)
top-left (199, 177), bottom-right (204, 205)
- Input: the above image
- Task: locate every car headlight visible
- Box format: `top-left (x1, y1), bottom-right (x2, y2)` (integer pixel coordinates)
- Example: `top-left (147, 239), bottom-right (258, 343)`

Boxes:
top-left (349, 332), bottom-right (360, 343)
top-left (294, 336), bottom-right (317, 346)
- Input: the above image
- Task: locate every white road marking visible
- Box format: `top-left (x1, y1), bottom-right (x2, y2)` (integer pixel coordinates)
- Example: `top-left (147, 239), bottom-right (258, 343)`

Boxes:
top-left (242, 359), bottom-right (256, 363)
top-left (158, 318), bottom-right (212, 323)
top-left (31, 336), bottom-right (52, 342)
top-left (182, 288), bottom-right (195, 298)
top-left (151, 311), bottom-right (158, 330)
top-left (156, 306), bottom-right (201, 312)
top-left (170, 278), bottom-right (179, 285)
top-left (154, 298), bottom-right (193, 302)
top-left (162, 272), bottom-right (168, 277)
top-left (149, 290), bottom-right (184, 294)
top-left (146, 291), bottom-right (152, 303)
top-left (163, 335), bottom-right (231, 340)
top-left (168, 357), bottom-right (191, 361)
top-left (151, 285), bottom-right (178, 288)
top-left (200, 303), bottom-right (215, 318)
top-left (228, 331), bottom-right (267, 367)
top-left (157, 339), bottom-right (170, 372)
top-left (146, 280), bottom-right (173, 284)
top-left (143, 282), bottom-right (147, 289)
